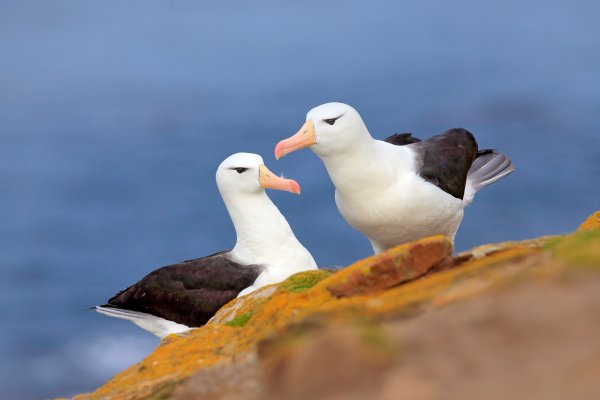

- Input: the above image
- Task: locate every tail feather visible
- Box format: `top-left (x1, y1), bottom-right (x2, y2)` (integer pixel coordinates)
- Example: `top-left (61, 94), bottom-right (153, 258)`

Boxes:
top-left (464, 150), bottom-right (514, 204)
top-left (95, 305), bottom-right (190, 339)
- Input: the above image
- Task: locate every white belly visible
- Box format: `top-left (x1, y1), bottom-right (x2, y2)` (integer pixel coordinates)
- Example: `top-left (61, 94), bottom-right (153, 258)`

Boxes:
top-left (335, 174), bottom-right (464, 253)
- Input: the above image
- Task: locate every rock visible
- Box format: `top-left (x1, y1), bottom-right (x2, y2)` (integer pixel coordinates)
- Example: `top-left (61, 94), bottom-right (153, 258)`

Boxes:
top-left (456, 235), bottom-right (556, 260)
top-left (70, 210), bottom-right (600, 400)
top-left (259, 321), bottom-right (394, 400)
top-left (325, 235), bottom-right (453, 298)
top-left (170, 352), bottom-right (260, 400)
top-left (375, 275), bottom-right (600, 400)
top-left (257, 275), bottom-right (600, 400)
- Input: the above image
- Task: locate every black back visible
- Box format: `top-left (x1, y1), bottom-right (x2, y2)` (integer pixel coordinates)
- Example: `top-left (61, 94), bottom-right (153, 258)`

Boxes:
top-left (383, 132), bottom-right (422, 145)
top-left (384, 128), bottom-right (479, 199)
top-left (105, 251), bottom-right (262, 327)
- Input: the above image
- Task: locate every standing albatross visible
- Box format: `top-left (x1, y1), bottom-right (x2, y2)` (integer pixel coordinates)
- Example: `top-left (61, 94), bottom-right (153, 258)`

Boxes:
top-left (96, 153), bottom-right (317, 338)
top-left (274, 102), bottom-right (514, 254)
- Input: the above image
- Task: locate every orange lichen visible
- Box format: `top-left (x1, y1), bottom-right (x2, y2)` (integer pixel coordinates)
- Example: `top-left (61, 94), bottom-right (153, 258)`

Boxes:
top-left (577, 210), bottom-right (600, 232)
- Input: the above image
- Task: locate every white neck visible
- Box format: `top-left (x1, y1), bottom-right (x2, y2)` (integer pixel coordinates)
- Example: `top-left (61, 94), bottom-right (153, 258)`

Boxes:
top-left (220, 190), bottom-right (316, 273)
top-left (317, 131), bottom-right (413, 196)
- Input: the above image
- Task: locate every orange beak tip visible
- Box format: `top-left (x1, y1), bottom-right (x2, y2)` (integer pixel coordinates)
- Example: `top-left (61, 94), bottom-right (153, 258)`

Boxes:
top-left (290, 180), bottom-right (301, 195)
top-left (274, 141), bottom-right (286, 160)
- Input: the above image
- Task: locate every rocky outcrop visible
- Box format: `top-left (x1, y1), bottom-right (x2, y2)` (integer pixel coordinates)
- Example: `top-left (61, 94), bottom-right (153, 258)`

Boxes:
top-left (71, 211), bottom-right (600, 400)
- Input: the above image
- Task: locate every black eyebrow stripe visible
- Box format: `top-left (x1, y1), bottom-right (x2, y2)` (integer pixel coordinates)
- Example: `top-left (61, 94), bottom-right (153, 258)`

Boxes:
top-left (326, 113), bottom-right (345, 121)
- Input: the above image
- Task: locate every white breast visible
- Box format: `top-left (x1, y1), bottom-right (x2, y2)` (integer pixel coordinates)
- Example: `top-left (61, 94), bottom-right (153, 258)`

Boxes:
top-left (331, 142), bottom-right (465, 252)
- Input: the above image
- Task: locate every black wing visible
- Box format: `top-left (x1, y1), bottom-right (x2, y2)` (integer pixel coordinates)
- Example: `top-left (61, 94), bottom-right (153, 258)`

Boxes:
top-left (383, 132), bottom-right (422, 145)
top-left (105, 251), bottom-right (262, 327)
top-left (409, 128), bottom-right (479, 199)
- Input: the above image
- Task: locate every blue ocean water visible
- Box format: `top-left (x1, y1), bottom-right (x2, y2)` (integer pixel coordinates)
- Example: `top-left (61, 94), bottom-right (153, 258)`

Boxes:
top-left (1, 1), bottom-right (599, 398)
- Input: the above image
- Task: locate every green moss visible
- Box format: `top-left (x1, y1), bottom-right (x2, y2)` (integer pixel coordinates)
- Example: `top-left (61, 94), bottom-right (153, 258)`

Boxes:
top-left (542, 237), bottom-right (564, 252)
top-left (543, 230), bottom-right (600, 269)
top-left (225, 311), bottom-right (254, 327)
top-left (279, 270), bottom-right (334, 293)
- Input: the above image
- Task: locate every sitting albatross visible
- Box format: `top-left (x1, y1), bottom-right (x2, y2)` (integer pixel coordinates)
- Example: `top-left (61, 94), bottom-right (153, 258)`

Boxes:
top-left (96, 153), bottom-right (317, 338)
top-left (274, 102), bottom-right (514, 254)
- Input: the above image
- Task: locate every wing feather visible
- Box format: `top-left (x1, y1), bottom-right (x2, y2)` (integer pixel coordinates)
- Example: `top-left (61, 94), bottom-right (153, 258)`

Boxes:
top-left (106, 251), bottom-right (261, 327)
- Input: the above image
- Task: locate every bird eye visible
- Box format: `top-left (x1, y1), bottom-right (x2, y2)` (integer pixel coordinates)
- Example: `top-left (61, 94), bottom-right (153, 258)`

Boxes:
top-left (324, 118), bottom-right (337, 125)
top-left (234, 167), bottom-right (248, 174)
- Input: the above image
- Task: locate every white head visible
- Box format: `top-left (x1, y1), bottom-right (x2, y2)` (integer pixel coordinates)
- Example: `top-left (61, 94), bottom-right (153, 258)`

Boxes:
top-left (216, 152), bottom-right (300, 197)
top-left (216, 153), bottom-right (317, 279)
top-left (274, 102), bottom-right (370, 159)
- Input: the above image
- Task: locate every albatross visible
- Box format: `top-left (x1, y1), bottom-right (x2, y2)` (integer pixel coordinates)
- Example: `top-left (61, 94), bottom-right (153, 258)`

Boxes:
top-left (274, 102), bottom-right (514, 254)
top-left (96, 153), bottom-right (317, 338)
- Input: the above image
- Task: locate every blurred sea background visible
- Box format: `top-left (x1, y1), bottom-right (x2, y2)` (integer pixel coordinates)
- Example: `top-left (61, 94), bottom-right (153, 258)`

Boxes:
top-left (1, 1), bottom-right (599, 398)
